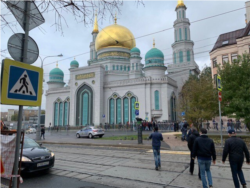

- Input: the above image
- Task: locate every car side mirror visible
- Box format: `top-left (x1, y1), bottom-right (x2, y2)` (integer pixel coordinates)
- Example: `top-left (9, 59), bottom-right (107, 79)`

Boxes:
top-left (39, 143), bottom-right (42, 147)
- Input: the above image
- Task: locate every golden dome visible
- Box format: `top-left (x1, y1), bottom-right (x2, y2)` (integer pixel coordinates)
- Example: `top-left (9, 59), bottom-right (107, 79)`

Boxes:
top-left (176, 0), bottom-right (185, 8)
top-left (95, 21), bottom-right (136, 51)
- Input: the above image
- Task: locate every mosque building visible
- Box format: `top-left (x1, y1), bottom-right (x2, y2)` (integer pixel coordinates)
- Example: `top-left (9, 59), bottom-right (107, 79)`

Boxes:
top-left (45, 0), bottom-right (199, 127)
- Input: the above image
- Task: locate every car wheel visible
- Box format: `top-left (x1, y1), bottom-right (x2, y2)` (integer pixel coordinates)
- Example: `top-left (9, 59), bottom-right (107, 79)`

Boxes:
top-left (99, 135), bottom-right (103, 138)
top-left (76, 133), bottom-right (80, 138)
top-left (89, 134), bottom-right (93, 139)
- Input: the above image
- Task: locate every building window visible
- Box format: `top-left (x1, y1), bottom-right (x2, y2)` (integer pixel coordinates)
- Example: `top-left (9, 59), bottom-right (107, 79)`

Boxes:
top-left (116, 98), bottom-right (121, 124)
top-left (179, 28), bottom-right (182, 40)
top-left (82, 93), bottom-right (89, 126)
top-left (179, 11), bottom-right (181, 19)
top-left (185, 28), bottom-right (188, 40)
top-left (124, 66), bottom-right (126, 71)
top-left (222, 41), bottom-right (229, 45)
top-left (109, 99), bottom-right (114, 124)
top-left (54, 103), bottom-right (58, 126)
top-left (214, 74), bottom-right (217, 85)
top-left (63, 102), bottom-right (68, 126)
top-left (155, 90), bottom-right (159, 110)
top-left (175, 30), bottom-right (177, 41)
top-left (231, 53), bottom-right (238, 62)
top-left (136, 63), bottom-right (138, 70)
top-left (120, 65), bottom-right (123, 71)
top-left (132, 63), bottom-right (134, 70)
top-left (128, 66), bottom-right (130, 71)
top-left (130, 97), bottom-right (136, 122)
top-left (179, 51), bottom-right (183, 63)
top-left (174, 52), bottom-right (177, 64)
top-left (113, 65), bottom-right (115, 70)
top-left (123, 98), bottom-right (129, 124)
top-left (116, 65), bottom-right (119, 70)
top-left (59, 102), bottom-right (63, 126)
top-left (182, 10), bottom-right (185, 18)
top-left (187, 50), bottom-right (190, 62)
top-left (105, 65), bottom-right (108, 71)
top-left (213, 58), bottom-right (217, 68)
top-left (222, 55), bottom-right (229, 64)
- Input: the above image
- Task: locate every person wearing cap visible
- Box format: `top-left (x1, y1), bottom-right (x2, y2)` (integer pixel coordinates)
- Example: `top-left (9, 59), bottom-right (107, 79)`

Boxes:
top-left (192, 128), bottom-right (216, 188)
top-left (222, 129), bottom-right (250, 188)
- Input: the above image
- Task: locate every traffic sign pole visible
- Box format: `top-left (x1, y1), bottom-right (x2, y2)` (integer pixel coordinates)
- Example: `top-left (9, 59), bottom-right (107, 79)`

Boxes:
top-left (218, 92), bottom-right (223, 147)
top-left (13, 2), bottom-right (30, 187)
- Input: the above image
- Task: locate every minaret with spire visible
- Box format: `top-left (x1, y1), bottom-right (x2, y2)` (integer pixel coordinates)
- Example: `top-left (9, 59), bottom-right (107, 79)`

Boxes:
top-left (168, 0), bottom-right (199, 76)
top-left (167, 0), bottom-right (200, 95)
top-left (89, 11), bottom-right (99, 64)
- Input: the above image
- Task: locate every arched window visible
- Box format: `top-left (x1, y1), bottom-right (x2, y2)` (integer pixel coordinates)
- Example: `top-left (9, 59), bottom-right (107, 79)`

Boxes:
top-left (155, 90), bottom-right (159, 110)
top-left (132, 63), bottom-right (134, 70)
top-left (136, 63), bottom-right (138, 70)
top-left (105, 65), bottom-right (108, 71)
top-left (59, 102), bottom-right (63, 126)
top-left (116, 65), bottom-right (119, 70)
top-left (63, 101), bottom-right (69, 126)
top-left (130, 97), bottom-right (136, 122)
top-left (82, 93), bottom-right (89, 126)
top-left (128, 66), bottom-right (130, 71)
top-left (185, 28), bottom-right (188, 40)
top-left (179, 51), bottom-right (183, 63)
top-left (116, 98), bottom-right (121, 124)
top-left (174, 52), bottom-right (177, 64)
top-left (179, 11), bottom-right (181, 19)
top-left (179, 28), bottom-right (182, 40)
top-left (123, 98), bottom-right (129, 124)
top-left (120, 65), bottom-right (123, 71)
top-left (175, 30), bottom-right (177, 41)
top-left (124, 66), bottom-right (126, 71)
top-left (182, 10), bottom-right (185, 18)
top-left (54, 103), bottom-right (58, 126)
top-left (187, 50), bottom-right (191, 62)
top-left (113, 65), bottom-right (115, 70)
top-left (109, 99), bottom-right (114, 124)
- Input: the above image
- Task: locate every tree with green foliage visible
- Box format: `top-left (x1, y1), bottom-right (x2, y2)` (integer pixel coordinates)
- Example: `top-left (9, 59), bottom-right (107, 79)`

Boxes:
top-left (179, 67), bottom-right (218, 130)
top-left (11, 114), bottom-right (18, 121)
top-left (218, 54), bottom-right (250, 130)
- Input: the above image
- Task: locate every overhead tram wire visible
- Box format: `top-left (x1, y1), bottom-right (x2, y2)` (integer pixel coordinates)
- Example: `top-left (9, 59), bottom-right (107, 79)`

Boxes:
top-left (43, 5), bottom-right (246, 67)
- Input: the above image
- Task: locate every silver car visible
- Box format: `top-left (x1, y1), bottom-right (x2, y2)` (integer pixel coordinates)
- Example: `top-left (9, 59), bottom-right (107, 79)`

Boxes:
top-left (76, 126), bottom-right (105, 139)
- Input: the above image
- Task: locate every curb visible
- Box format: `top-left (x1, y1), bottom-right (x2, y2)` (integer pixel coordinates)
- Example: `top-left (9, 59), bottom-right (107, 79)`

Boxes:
top-left (36, 141), bottom-right (170, 150)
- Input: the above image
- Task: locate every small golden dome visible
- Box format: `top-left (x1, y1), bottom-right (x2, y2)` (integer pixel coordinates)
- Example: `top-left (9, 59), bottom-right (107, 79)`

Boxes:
top-left (95, 22), bottom-right (136, 51)
top-left (92, 12), bottom-right (99, 33)
top-left (176, 0), bottom-right (185, 8)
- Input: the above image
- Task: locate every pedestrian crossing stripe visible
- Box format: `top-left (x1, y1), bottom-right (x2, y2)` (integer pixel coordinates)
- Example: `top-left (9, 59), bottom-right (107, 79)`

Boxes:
top-left (9, 70), bottom-right (36, 96)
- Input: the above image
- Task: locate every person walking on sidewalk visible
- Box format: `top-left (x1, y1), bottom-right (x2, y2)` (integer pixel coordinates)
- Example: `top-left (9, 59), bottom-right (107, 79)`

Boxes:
top-left (192, 128), bottom-right (216, 188)
top-left (222, 129), bottom-right (250, 188)
top-left (41, 126), bottom-right (45, 140)
top-left (148, 127), bottom-right (163, 171)
top-left (187, 127), bottom-right (200, 178)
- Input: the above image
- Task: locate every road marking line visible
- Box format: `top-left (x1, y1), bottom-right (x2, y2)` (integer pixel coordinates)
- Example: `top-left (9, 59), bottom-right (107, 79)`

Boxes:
top-left (146, 150), bottom-right (190, 155)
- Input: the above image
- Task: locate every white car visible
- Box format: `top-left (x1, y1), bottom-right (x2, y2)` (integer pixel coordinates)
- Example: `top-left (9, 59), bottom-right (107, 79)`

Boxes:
top-left (26, 128), bottom-right (36, 134)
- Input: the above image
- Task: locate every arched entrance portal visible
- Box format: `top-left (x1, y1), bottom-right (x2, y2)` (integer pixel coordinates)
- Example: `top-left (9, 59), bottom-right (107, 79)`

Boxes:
top-left (76, 84), bottom-right (93, 126)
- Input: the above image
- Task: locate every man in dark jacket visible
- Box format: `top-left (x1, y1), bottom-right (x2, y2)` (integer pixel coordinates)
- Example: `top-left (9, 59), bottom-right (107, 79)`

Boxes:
top-left (148, 127), bottom-right (163, 171)
top-left (41, 126), bottom-right (45, 140)
top-left (187, 127), bottom-right (200, 178)
top-left (222, 129), bottom-right (250, 188)
top-left (181, 122), bottom-right (188, 141)
top-left (192, 128), bottom-right (216, 188)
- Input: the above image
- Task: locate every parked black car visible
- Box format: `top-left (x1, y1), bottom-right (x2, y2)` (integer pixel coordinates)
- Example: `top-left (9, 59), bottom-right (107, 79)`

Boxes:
top-left (21, 137), bottom-right (55, 173)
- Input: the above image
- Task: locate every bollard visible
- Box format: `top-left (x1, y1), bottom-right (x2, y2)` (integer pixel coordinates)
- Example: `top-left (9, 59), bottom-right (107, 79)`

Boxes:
top-left (136, 118), bottom-right (143, 144)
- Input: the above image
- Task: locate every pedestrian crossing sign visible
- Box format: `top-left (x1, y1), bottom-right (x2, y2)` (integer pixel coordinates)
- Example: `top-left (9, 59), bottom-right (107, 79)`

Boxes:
top-left (1, 59), bottom-right (43, 106)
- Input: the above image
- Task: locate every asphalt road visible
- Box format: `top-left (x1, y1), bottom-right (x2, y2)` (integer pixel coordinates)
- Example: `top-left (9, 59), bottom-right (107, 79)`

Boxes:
top-left (20, 170), bottom-right (113, 188)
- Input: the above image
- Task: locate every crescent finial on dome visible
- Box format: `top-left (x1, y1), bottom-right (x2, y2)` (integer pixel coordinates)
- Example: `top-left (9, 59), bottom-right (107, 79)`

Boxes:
top-left (56, 61), bottom-right (58, 68)
top-left (153, 38), bottom-right (155, 48)
top-left (114, 12), bottom-right (117, 24)
top-left (93, 11), bottom-right (99, 33)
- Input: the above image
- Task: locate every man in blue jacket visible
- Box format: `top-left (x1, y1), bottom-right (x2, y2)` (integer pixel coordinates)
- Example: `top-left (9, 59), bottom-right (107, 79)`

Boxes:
top-left (148, 127), bottom-right (163, 170)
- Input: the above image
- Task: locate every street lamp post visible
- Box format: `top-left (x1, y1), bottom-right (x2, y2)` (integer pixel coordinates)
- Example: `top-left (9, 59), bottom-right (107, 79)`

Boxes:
top-left (36, 54), bottom-right (63, 141)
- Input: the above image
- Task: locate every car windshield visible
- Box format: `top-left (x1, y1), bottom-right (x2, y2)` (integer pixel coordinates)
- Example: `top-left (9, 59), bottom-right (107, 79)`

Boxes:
top-left (23, 138), bottom-right (40, 148)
